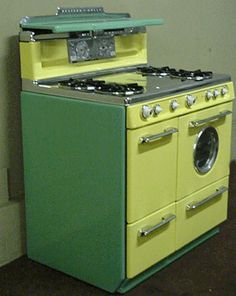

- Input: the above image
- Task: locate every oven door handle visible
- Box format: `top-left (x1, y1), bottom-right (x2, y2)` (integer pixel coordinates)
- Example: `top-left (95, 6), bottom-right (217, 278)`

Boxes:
top-left (139, 214), bottom-right (176, 238)
top-left (186, 186), bottom-right (228, 211)
top-left (189, 110), bottom-right (232, 128)
top-left (139, 127), bottom-right (178, 144)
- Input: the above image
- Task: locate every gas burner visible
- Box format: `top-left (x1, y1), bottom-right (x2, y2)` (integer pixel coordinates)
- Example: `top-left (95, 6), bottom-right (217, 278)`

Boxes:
top-left (171, 69), bottom-right (213, 81)
top-left (59, 78), bottom-right (106, 92)
top-left (137, 66), bottom-right (213, 81)
top-left (59, 79), bottom-right (144, 96)
top-left (137, 66), bottom-right (172, 77)
top-left (95, 83), bottom-right (144, 96)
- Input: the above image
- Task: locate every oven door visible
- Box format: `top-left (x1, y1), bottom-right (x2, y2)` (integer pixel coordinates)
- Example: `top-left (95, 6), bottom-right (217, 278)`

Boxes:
top-left (127, 118), bottom-right (178, 223)
top-left (177, 102), bottom-right (233, 200)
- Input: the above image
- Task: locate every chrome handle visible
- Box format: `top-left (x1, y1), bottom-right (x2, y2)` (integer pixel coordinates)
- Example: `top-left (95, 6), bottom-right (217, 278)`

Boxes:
top-left (186, 186), bottom-right (228, 211)
top-left (139, 128), bottom-right (178, 144)
top-left (139, 214), bottom-right (176, 237)
top-left (189, 110), bottom-right (232, 128)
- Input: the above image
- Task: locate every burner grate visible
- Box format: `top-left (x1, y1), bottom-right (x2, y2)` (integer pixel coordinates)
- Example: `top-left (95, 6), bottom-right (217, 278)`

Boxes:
top-left (137, 66), bottom-right (213, 81)
top-left (59, 79), bottom-right (144, 96)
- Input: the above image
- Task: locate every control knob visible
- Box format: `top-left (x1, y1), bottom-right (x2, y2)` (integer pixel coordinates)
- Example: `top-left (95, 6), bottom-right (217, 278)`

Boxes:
top-left (142, 105), bottom-right (153, 119)
top-left (170, 100), bottom-right (179, 111)
top-left (186, 95), bottom-right (196, 107)
top-left (205, 91), bottom-right (213, 100)
top-left (213, 89), bottom-right (220, 98)
top-left (221, 87), bottom-right (228, 96)
top-left (153, 104), bottom-right (163, 115)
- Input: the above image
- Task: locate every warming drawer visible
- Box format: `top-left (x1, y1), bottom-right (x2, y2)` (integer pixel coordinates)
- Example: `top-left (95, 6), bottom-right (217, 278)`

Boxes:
top-left (127, 118), bottom-right (178, 223)
top-left (126, 203), bottom-right (176, 279)
top-left (176, 177), bottom-right (228, 250)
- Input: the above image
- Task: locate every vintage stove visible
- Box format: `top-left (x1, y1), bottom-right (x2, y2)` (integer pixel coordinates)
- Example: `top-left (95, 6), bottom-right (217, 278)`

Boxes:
top-left (19, 7), bottom-right (235, 293)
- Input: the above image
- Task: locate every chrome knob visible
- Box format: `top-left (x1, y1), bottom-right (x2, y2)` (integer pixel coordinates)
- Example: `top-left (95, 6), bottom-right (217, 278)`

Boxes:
top-left (142, 105), bottom-right (153, 119)
top-left (213, 89), bottom-right (220, 98)
top-left (221, 87), bottom-right (228, 96)
top-left (153, 104), bottom-right (163, 115)
top-left (205, 91), bottom-right (213, 100)
top-left (170, 100), bottom-right (179, 111)
top-left (186, 95), bottom-right (196, 107)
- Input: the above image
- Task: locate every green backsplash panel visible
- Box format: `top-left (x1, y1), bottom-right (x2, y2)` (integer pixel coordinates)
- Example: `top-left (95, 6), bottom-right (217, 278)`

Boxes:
top-left (21, 91), bottom-right (126, 292)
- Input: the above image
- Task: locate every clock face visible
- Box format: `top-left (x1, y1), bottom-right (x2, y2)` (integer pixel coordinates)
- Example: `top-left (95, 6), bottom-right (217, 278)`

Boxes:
top-left (75, 40), bottom-right (90, 60)
top-left (67, 37), bottom-right (116, 63)
top-left (98, 38), bottom-right (115, 57)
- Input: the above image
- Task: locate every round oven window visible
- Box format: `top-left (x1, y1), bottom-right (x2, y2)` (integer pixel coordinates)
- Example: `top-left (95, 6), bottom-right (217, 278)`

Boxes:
top-left (194, 126), bottom-right (219, 174)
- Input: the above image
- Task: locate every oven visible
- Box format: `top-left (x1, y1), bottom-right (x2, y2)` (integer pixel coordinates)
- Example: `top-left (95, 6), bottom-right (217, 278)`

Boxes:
top-left (126, 84), bottom-right (233, 278)
top-left (19, 6), bottom-right (235, 294)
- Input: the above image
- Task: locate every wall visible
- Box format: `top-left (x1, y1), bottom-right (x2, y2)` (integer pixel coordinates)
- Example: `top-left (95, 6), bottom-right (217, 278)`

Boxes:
top-left (0, 0), bottom-right (235, 264)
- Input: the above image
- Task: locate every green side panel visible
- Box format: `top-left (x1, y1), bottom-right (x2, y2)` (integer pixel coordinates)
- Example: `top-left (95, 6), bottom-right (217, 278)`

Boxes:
top-left (118, 227), bottom-right (220, 293)
top-left (21, 91), bottom-right (126, 293)
top-left (20, 13), bottom-right (164, 33)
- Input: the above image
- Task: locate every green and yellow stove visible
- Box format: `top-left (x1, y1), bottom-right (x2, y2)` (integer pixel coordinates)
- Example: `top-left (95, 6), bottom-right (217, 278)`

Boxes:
top-left (19, 7), bottom-right (235, 293)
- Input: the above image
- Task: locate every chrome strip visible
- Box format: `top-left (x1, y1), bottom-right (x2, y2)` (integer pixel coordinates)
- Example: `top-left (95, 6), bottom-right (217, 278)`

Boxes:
top-left (19, 31), bottom-right (70, 42)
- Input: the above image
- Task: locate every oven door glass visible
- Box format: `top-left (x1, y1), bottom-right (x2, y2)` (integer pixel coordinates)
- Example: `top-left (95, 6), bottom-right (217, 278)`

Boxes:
top-left (177, 101), bottom-right (233, 200)
top-left (194, 126), bottom-right (219, 174)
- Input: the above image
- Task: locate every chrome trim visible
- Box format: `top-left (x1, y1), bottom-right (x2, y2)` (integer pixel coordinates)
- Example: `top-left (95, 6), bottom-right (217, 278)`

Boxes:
top-left (19, 31), bottom-right (70, 42)
top-left (193, 126), bottom-right (219, 174)
top-left (139, 214), bottom-right (176, 238)
top-left (186, 186), bottom-right (228, 211)
top-left (189, 110), bottom-right (232, 128)
top-left (139, 128), bottom-right (178, 144)
top-left (22, 75), bottom-right (232, 106)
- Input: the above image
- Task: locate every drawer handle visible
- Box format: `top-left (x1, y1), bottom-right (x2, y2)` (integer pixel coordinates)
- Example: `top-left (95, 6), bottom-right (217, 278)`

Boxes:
top-left (139, 213), bottom-right (176, 237)
top-left (186, 186), bottom-right (228, 211)
top-left (139, 128), bottom-right (178, 144)
top-left (189, 110), bottom-right (232, 128)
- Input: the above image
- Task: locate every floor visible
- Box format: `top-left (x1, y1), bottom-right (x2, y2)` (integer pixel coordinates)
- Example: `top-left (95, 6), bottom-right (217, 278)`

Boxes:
top-left (0, 161), bottom-right (235, 296)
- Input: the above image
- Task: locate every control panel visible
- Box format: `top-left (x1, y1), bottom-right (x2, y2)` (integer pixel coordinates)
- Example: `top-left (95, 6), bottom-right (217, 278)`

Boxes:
top-left (128, 82), bottom-right (234, 129)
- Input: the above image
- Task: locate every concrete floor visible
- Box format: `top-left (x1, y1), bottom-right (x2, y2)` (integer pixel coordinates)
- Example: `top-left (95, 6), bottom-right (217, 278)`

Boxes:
top-left (0, 161), bottom-right (235, 296)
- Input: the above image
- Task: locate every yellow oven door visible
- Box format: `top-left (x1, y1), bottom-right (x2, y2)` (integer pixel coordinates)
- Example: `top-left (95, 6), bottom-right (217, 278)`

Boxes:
top-left (176, 177), bottom-right (228, 250)
top-left (127, 203), bottom-right (176, 278)
top-left (127, 118), bottom-right (178, 223)
top-left (177, 102), bottom-right (233, 200)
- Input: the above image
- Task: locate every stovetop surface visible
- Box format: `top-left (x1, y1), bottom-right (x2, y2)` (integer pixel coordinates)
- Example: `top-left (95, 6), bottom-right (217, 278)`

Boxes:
top-left (32, 66), bottom-right (231, 105)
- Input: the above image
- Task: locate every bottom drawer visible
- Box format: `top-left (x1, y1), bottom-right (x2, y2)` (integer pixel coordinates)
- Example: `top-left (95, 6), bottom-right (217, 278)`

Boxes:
top-left (126, 203), bottom-right (176, 279)
top-left (176, 177), bottom-right (229, 250)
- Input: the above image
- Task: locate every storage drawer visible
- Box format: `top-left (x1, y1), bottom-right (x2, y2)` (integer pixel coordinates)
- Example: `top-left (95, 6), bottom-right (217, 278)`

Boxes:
top-left (176, 177), bottom-right (228, 250)
top-left (126, 203), bottom-right (176, 279)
